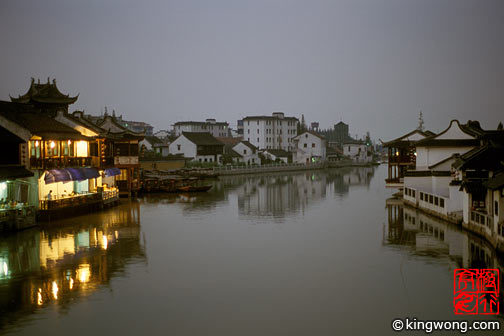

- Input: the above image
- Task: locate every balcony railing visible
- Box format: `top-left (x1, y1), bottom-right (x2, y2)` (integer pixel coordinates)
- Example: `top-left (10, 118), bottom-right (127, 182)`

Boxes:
top-left (39, 192), bottom-right (101, 210)
top-left (30, 157), bottom-right (93, 169)
top-left (388, 156), bottom-right (415, 164)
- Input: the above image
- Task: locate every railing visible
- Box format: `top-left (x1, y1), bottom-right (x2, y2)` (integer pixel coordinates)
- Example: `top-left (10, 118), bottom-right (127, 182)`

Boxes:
top-left (213, 162), bottom-right (324, 172)
top-left (30, 156), bottom-right (92, 169)
top-left (102, 189), bottom-right (119, 200)
top-left (470, 210), bottom-right (492, 229)
top-left (39, 192), bottom-right (101, 210)
top-left (388, 156), bottom-right (415, 164)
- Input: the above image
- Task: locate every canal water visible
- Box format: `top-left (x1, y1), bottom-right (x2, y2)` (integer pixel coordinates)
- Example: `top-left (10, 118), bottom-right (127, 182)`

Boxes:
top-left (0, 165), bottom-right (502, 335)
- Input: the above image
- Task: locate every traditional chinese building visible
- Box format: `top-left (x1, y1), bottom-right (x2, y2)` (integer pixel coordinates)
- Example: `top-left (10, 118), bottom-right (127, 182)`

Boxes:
top-left (382, 129), bottom-right (434, 188)
top-left (10, 78), bottom-right (78, 114)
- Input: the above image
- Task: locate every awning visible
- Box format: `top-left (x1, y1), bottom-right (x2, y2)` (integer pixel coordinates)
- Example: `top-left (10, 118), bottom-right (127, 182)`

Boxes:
top-left (44, 169), bottom-right (72, 184)
top-left (82, 168), bottom-right (100, 179)
top-left (66, 168), bottom-right (87, 181)
top-left (104, 167), bottom-right (121, 177)
top-left (44, 168), bottom-right (100, 184)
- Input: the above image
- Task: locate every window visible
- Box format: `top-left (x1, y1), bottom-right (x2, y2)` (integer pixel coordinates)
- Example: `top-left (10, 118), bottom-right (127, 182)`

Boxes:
top-left (434, 197), bottom-right (439, 206)
top-left (305, 134), bottom-right (308, 138)
top-left (257, 138), bottom-right (259, 142)
top-left (412, 190), bottom-right (415, 198)
top-left (429, 195), bottom-right (433, 204)
top-left (204, 158), bottom-right (207, 162)
top-left (248, 129), bottom-right (250, 134)
top-left (440, 198), bottom-right (445, 208)
top-left (495, 200), bottom-right (499, 216)
top-left (257, 121), bottom-right (259, 125)
top-left (304, 143), bottom-right (307, 148)
top-left (243, 149), bottom-right (247, 154)
top-left (420, 192), bottom-right (423, 201)
top-left (209, 158), bottom-right (212, 162)
top-left (312, 143), bottom-right (315, 148)
top-left (177, 144), bottom-right (181, 151)
top-left (257, 129), bottom-right (259, 134)
top-left (348, 146), bottom-right (350, 151)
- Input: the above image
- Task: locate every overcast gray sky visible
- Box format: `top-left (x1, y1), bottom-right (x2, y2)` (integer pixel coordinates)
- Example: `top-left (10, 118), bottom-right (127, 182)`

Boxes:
top-left (1, 0), bottom-right (503, 140)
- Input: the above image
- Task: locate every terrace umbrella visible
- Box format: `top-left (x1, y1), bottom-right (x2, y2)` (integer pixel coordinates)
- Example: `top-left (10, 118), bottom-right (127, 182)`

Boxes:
top-left (44, 169), bottom-right (72, 184)
top-left (104, 167), bottom-right (121, 177)
top-left (66, 168), bottom-right (87, 181)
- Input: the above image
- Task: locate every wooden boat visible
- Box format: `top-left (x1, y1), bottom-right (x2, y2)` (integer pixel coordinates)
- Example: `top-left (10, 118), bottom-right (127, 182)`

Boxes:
top-left (176, 185), bottom-right (212, 193)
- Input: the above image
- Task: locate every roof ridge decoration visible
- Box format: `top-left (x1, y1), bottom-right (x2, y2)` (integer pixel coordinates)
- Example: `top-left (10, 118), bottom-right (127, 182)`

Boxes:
top-left (10, 78), bottom-right (78, 105)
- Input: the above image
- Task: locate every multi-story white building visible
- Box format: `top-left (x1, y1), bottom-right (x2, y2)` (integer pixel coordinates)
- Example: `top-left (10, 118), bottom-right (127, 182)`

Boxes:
top-left (241, 112), bottom-right (298, 151)
top-left (173, 119), bottom-right (230, 138)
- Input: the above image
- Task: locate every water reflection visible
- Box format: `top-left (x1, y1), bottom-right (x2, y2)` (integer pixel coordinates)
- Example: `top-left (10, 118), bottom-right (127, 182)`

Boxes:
top-left (0, 201), bottom-right (146, 332)
top-left (384, 196), bottom-right (504, 317)
top-left (139, 167), bottom-right (376, 220)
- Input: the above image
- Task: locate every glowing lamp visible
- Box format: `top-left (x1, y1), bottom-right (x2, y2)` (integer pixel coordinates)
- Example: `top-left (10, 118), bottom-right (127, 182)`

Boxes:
top-left (50, 141), bottom-right (55, 149)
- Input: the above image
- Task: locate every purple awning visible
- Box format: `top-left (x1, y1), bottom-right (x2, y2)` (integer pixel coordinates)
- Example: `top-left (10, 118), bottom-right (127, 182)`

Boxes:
top-left (104, 167), bottom-right (121, 177)
top-left (44, 169), bottom-right (72, 184)
top-left (66, 168), bottom-right (87, 181)
top-left (82, 168), bottom-right (100, 179)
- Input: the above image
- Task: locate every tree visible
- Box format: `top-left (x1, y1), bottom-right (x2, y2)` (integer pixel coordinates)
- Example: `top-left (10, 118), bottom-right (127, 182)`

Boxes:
top-left (417, 111), bottom-right (425, 131)
top-left (498, 122), bottom-right (503, 131)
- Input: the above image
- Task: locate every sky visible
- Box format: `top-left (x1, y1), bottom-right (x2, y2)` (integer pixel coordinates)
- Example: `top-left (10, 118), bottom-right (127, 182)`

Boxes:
top-left (1, 0), bottom-right (503, 140)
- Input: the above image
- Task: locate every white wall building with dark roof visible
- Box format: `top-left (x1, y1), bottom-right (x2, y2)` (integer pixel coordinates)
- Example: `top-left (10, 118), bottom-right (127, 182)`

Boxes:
top-left (173, 119), bottom-right (230, 138)
top-left (292, 131), bottom-right (326, 164)
top-left (241, 112), bottom-right (298, 151)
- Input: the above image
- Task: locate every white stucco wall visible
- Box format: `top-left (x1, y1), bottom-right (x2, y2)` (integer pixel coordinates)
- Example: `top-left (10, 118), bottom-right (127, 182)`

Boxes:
top-left (169, 135), bottom-right (197, 158)
top-left (293, 132), bottom-right (326, 164)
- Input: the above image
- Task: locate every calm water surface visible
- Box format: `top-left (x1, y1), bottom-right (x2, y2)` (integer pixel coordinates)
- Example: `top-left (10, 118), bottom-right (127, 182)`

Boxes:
top-left (0, 165), bottom-right (502, 335)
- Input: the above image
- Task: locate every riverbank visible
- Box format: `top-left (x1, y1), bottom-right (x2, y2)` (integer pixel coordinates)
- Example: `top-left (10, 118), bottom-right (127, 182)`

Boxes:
top-left (212, 160), bottom-right (377, 176)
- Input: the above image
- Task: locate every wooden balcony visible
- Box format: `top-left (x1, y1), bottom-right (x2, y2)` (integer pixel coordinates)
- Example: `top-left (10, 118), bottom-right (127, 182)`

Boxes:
top-left (388, 156), bottom-right (415, 165)
top-left (30, 156), bottom-right (93, 169)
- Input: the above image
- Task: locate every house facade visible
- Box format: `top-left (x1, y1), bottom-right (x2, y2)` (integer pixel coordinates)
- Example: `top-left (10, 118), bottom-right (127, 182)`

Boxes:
top-left (241, 112), bottom-right (298, 151)
top-left (173, 119), bottom-right (230, 138)
top-left (343, 142), bottom-right (372, 163)
top-left (232, 141), bottom-right (261, 165)
top-left (169, 132), bottom-right (224, 164)
top-left (292, 131), bottom-right (326, 164)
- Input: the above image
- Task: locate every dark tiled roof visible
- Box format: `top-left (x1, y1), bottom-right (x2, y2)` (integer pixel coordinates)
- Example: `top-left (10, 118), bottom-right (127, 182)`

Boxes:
top-left (293, 130), bottom-right (325, 140)
top-left (10, 78), bottom-right (78, 105)
top-left (242, 115), bottom-right (298, 121)
top-left (216, 137), bottom-right (242, 146)
top-left (224, 144), bottom-right (242, 158)
top-left (485, 173), bottom-right (504, 189)
top-left (0, 101), bottom-right (88, 140)
top-left (0, 165), bottom-right (34, 181)
top-left (382, 129), bottom-right (434, 147)
top-left (452, 145), bottom-right (504, 171)
top-left (182, 132), bottom-right (224, 146)
top-left (240, 141), bottom-right (258, 152)
top-left (174, 121), bottom-right (229, 126)
top-left (144, 136), bottom-right (164, 145)
top-left (264, 149), bottom-right (290, 157)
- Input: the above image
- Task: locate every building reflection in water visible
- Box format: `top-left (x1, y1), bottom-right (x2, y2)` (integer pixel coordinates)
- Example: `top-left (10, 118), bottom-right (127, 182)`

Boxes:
top-left (139, 167), bottom-right (377, 220)
top-left (384, 196), bottom-right (504, 316)
top-left (0, 201), bottom-right (146, 331)
top-left (235, 167), bottom-right (376, 218)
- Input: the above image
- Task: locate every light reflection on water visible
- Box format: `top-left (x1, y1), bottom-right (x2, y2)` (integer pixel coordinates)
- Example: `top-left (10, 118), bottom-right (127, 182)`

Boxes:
top-left (0, 166), bottom-right (502, 335)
